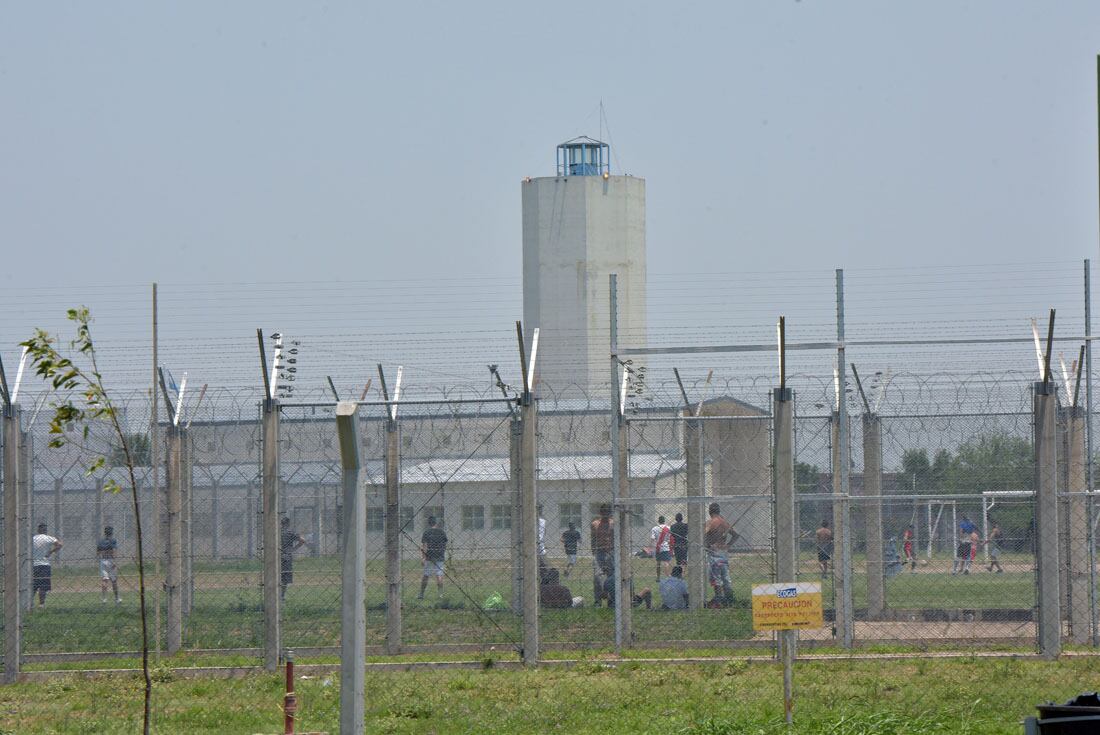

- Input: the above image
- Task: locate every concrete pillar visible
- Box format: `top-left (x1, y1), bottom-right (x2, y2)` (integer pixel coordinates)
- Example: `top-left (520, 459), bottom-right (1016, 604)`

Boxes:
top-left (617, 416), bottom-right (633, 648)
top-left (862, 415), bottom-right (885, 619)
top-left (384, 418), bottom-right (402, 654)
top-left (261, 399), bottom-right (281, 671)
top-left (520, 397), bottom-right (539, 665)
top-left (180, 429), bottom-right (192, 617)
top-left (684, 418), bottom-right (704, 610)
top-left (3, 406), bottom-right (22, 683)
top-left (509, 419), bottom-right (523, 614)
top-left (1034, 382), bottom-right (1061, 659)
top-left (831, 412), bottom-right (854, 647)
top-left (17, 427), bottom-right (29, 615)
top-left (773, 390), bottom-right (797, 660)
top-left (335, 401), bottom-right (365, 735)
top-left (1066, 408), bottom-right (1090, 644)
top-left (165, 424), bottom-right (183, 655)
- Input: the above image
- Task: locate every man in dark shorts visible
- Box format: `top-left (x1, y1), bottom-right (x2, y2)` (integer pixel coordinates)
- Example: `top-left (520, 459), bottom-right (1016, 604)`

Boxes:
top-left (815, 520), bottom-right (833, 577)
top-left (419, 516), bottom-right (448, 599)
top-left (280, 517), bottom-right (307, 601)
top-left (669, 512), bottom-right (689, 567)
top-left (560, 522), bottom-right (581, 578)
top-left (32, 523), bottom-right (63, 607)
top-left (591, 503), bottom-right (615, 602)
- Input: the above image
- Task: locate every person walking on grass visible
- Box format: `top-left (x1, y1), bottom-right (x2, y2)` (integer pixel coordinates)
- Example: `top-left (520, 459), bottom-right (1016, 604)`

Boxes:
top-left (97, 526), bottom-right (122, 604)
top-left (952, 526), bottom-right (973, 575)
top-left (280, 516), bottom-right (308, 602)
top-left (985, 521), bottom-right (1004, 573)
top-left (903, 524), bottom-right (916, 572)
top-left (651, 515), bottom-right (672, 579)
top-left (561, 522), bottom-right (581, 578)
top-left (704, 503), bottom-right (738, 606)
top-left (419, 516), bottom-right (448, 600)
top-left (815, 520), bottom-right (833, 577)
top-left (32, 523), bottom-right (62, 608)
top-left (670, 512), bottom-right (689, 568)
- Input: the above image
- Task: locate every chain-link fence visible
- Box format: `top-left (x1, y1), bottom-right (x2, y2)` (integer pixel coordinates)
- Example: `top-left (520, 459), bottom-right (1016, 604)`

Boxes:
top-left (0, 370), bottom-right (1097, 674)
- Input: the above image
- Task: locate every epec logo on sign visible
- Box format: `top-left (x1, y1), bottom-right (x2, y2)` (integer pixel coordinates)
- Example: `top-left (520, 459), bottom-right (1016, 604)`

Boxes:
top-left (750, 582), bottom-right (824, 631)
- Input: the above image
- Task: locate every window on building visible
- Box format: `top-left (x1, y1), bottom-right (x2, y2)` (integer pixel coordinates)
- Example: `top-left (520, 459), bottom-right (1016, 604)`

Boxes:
top-left (490, 504), bottom-right (511, 530)
top-left (366, 507), bottom-right (384, 533)
top-left (461, 505), bottom-right (485, 531)
top-left (559, 503), bottom-right (582, 529)
top-left (401, 506), bottom-right (415, 532)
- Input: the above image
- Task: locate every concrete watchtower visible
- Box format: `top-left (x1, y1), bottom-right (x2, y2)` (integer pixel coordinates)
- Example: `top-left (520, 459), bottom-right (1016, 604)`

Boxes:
top-left (521, 137), bottom-right (647, 395)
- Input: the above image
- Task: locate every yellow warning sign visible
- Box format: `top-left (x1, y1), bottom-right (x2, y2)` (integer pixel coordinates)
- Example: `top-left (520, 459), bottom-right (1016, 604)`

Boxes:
top-left (751, 582), bottom-right (824, 631)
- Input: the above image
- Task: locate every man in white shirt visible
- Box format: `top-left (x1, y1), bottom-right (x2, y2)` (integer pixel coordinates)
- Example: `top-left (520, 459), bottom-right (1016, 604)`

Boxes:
top-left (651, 515), bottom-right (672, 579)
top-left (32, 523), bottom-right (63, 607)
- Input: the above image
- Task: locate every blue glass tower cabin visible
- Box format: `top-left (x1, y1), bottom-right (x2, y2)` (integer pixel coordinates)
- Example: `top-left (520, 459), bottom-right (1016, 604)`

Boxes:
top-left (556, 136), bottom-right (610, 177)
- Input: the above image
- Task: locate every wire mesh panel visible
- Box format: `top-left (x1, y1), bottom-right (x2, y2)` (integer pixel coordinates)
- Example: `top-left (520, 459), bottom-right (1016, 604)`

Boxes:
top-left (182, 403), bottom-right (264, 654)
top-left (868, 412), bottom-right (1038, 647)
top-left (395, 403), bottom-right (520, 651)
top-left (23, 394), bottom-right (157, 658)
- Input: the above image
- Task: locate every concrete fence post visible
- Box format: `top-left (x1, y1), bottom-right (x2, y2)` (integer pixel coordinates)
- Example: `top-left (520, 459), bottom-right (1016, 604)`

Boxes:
top-left (831, 411), bottom-right (854, 648)
top-left (773, 389), bottom-right (797, 660)
top-left (1066, 406), bottom-right (1089, 644)
top-left (520, 395), bottom-right (539, 666)
top-left (509, 419), bottom-right (523, 615)
top-left (181, 428), bottom-right (193, 617)
top-left (862, 415), bottom-right (885, 619)
top-left (1034, 382), bottom-right (1061, 659)
top-left (684, 417), bottom-right (704, 610)
top-left (18, 428), bottom-right (30, 615)
top-left (384, 416), bottom-right (402, 654)
top-left (261, 398), bottom-right (281, 671)
top-left (3, 405), bottom-right (22, 683)
top-left (616, 414), bottom-right (633, 649)
top-left (165, 423), bottom-right (183, 655)
top-left (335, 401), bottom-right (365, 735)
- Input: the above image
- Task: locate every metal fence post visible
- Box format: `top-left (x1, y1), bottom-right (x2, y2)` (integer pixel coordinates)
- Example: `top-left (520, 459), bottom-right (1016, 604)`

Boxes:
top-left (684, 418), bottom-right (704, 610)
top-left (166, 424), bottom-right (183, 655)
top-left (335, 401), bottom-right (365, 735)
top-left (773, 388), bottom-right (796, 663)
top-left (1067, 407), bottom-right (1090, 644)
top-left (862, 415), bottom-right (885, 619)
top-left (384, 415), bottom-right (402, 654)
top-left (3, 405), bottom-right (21, 683)
top-left (510, 419), bottom-right (523, 614)
top-left (261, 398), bottom-right (281, 671)
top-left (1035, 381), bottom-right (1061, 659)
top-left (520, 393), bottom-right (539, 665)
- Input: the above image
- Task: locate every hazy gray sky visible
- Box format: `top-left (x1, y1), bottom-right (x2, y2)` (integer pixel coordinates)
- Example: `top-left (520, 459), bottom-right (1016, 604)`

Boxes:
top-left (2, 3), bottom-right (1099, 397)
top-left (4, 2), bottom-right (1098, 284)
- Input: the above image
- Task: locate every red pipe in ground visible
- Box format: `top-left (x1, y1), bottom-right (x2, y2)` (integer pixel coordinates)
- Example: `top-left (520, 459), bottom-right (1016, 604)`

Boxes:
top-left (284, 649), bottom-right (297, 735)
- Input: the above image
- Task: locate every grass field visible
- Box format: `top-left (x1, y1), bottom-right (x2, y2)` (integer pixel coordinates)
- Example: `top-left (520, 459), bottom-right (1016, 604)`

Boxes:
top-left (1, 655), bottom-right (1096, 733)
top-left (15, 551), bottom-right (1037, 656)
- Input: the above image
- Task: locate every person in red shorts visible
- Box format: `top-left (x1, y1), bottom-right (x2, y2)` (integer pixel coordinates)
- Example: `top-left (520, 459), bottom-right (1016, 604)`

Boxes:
top-left (902, 525), bottom-right (916, 573)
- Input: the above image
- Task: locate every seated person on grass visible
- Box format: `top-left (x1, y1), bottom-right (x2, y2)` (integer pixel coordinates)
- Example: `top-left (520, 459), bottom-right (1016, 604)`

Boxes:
top-left (658, 565), bottom-right (689, 610)
top-left (540, 568), bottom-right (575, 609)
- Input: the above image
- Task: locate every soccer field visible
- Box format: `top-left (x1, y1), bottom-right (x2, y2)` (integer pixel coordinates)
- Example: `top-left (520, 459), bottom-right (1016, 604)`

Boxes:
top-left (18, 551), bottom-right (1037, 657)
top-left (1, 655), bottom-right (1096, 733)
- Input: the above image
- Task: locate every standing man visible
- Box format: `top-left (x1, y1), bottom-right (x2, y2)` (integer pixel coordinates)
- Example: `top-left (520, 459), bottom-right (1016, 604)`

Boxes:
top-left (902, 524), bottom-right (916, 573)
top-left (669, 512), bottom-right (689, 569)
top-left (651, 515), bottom-right (672, 579)
top-left (985, 521), bottom-right (1004, 573)
top-left (952, 526), bottom-right (972, 575)
top-left (419, 515), bottom-right (448, 600)
top-left (32, 523), bottom-right (63, 608)
top-left (591, 503), bottom-right (615, 604)
top-left (815, 520), bottom-right (833, 577)
top-left (280, 516), bottom-right (307, 602)
top-left (560, 522), bottom-right (581, 578)
top-left (97, 526), bottom-right (122, 604)
top-left (703, 503), bottom-right (738, 606)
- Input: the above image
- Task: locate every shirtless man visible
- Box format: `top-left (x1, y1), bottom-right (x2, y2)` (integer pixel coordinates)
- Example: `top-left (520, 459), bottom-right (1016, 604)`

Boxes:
top-left (703, 503), bottom-right (738, 605)
top-left (815, 520), bottom-right (834, 577)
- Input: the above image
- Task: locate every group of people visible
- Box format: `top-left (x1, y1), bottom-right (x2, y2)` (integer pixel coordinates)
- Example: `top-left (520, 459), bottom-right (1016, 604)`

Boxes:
top-left (28, 523), bottom-right (120, 607)
top-left (897, 517), bottom-right (1005, 575)
top-left (538, 502), bottom-right (741, 611)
